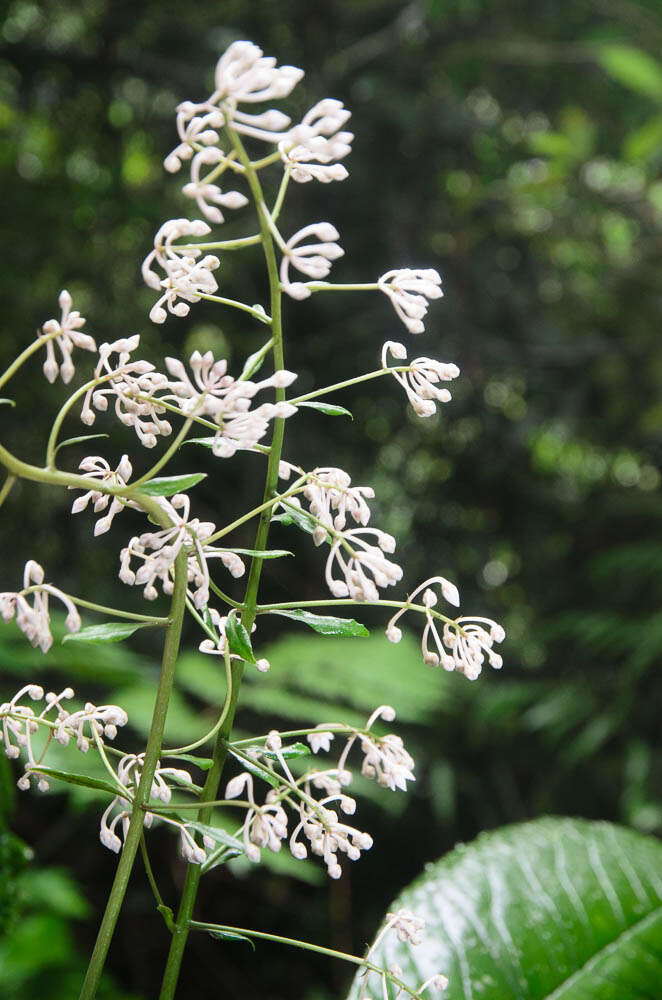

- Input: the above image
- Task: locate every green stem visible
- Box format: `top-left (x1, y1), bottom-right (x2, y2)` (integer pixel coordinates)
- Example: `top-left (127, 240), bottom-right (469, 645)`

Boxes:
top-left (68, 595), bottom-right (170, 624)
top-left (79, 549), bottom-right (188, 1000)
top-left (158, 124), bottom-right (289, 1000)
top-left (196, 293), bottom-right (271, 324)
top-left (0, 473), bottom-right (16, 509)
top-left (305, 281), bottom-right (380, 293)
top-left (0, 331), bottom-right (60, 390)
top-left (178, 235), bottom-right (261, 251)
top-left (203, 477), bottom-right (305, 546)
top-left (187, 921), bottom-right (425, 1000)
top-left (287, 366), bottom-right (408, 406)
top-left (131, 411), bottom-right (197, 487)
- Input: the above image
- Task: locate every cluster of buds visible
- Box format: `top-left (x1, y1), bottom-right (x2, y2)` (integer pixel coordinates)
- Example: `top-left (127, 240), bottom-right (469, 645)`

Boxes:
top-left (378, 269), bottom-right (443, 335)
top-left (1, 684), bottom-right (127, 791)
top-left (358, 909), bottom-right (449, 999)
top-left (225, 707), bottom-right (414, 879)
top-left (386, 577), bottom-right (505, 680)
top-left (70, 455), bottom-right (133, 536)
top-left (382, 341), bottom-right (460, 417)
top-left (80, 335), bottom-right (172, 448)
top-left (280, 222), bottom-right (344, 300)
top-left (41, 290), bottom-right (96, 384)
top-left (142, 218), bottom-right (221, 323)
top-left (163, 350), bottom-right (298, 458)
top-left (278, 98), bottom-right (353, 183)
top-left (285, 465), bottom-right (375, 538)
top-left (0, 560), bottom-right (81, 653)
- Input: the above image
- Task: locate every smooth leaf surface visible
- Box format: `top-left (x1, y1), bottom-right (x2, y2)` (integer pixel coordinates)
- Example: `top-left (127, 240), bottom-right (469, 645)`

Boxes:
top-left (348, 817), bottom-right (662, 1000)
top-left (223, 547), bottom-right (293, 559)
top-left (53, 433), bottom-right (108, 456)
top-left (30, 767), bottom-right (122, 799)
top-left (598, 45), bottom-right (662, 100)
top-left (63, 622), bottom-right (156, 644)
top-left (136, 472), bottom-right (206, 496)
top-left (297, 400), bottom-right (353, 418)
top-left (225, 615), bottom-right (256, 664)
top-left (267, 608), bottom-right (369, 637)
top-left (272, 504), bottom-right (329, 539)
top-left (260, 741), bottom-right (310, 760)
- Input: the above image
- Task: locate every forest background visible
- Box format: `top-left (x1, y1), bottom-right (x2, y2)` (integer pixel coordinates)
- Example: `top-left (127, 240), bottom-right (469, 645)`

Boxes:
top-left (0, 0), bottom-right (661, 997)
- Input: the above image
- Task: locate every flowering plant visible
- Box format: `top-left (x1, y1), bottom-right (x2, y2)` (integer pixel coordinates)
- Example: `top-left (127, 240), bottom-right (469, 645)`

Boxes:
top-left (0, 40), bottom-right (504, 999)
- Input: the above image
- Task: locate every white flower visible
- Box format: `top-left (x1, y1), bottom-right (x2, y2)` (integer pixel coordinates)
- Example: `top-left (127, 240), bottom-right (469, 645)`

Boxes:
top-left (70, 455), bottom-right (133, 535)
top-left (182, 147), bottom-right (248, 223)
top-left (382, 342), bottom-right (460, 417)
top-left (324, 527), bottom-right (402, 602)
top-left (280, 223), bottom-right (344, 300)
top-left (142, 218), bottom-right (221, 325)
top-left (279, 99), bottom-right (353, 183)
top-left (337, 706), bottom-right (415, 793)
top-left (386, 578), bottom-right (505, 679)
top-left (164, 101), bottom-right (225, 174)
top-left (213, 40), bottom-right (303, 106)
top-left (55, 701), bottom-right (128, 753)
top-left (303, 468), bottom-right (374, 533)
top-left (80, 336), bottom-right (172, 448)
top-left (307, 729), bottom-right (335, 754)
top-left (0, 561), bottom-right (80, 653)
top-left (41, 290), bottom-right (96, 384)
top-left (386, 909), bottom-right (426, 946)
top-left (378, 268), bottom-right (443, 334)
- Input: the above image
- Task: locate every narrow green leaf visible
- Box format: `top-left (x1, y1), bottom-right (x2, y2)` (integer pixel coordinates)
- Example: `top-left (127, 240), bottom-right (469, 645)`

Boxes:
top-left (221, 547), bottom-right (293, 559)
top-left (225, 614), bottom-right (256, 664)
top-left (185, 822), bottom-right (244, 852)
top-left (241, 346), bottom-right (267, 379)
top-left (0, 398), bottom-right (16, 408)
top-left (271, 505), bottom-right (328, 540)
top-left (297, 400), bottom-right (353, 419)
top-left (184, 437), bottom-right (216, 449)
top-left (260, 741), bottom-right (311, 761)
top-left (162, 754), bottom-right (214, 771)
top-left (63, 622), bottom-right (156, 644)
top-left (208, 928), bottom-right (255, 948)
top-left (30, 767), bottom-right (122, 799)
top-left (226, 750), bottom-right (281, 790)
top-left (136, 472), bottom-right (207, 496)
top-left (267, 608), bottom-right (369, 637)
top-left (348, 817), bottom-right (662, 1000)
top-left (54, 433), bottom-right (109, 457)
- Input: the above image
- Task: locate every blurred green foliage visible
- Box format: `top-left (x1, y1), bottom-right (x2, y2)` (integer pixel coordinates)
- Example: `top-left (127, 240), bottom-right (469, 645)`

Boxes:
top-left (2, 0), bottom-right (662, 997)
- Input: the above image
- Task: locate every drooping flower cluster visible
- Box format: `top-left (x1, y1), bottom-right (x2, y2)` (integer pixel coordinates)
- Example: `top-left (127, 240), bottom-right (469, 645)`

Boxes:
top-left (1, 684), bottom-right (127, 790)
top-left (382, 341), bottom-right (460, 417)
top-left (386, 577), bottom-right (505, 680)
top-left (142, 218), bottom-right (221, 323)
top-left (378, 269), bottom-right (443, 335)
top-left (280, 223), bottom-right (344, 300)
top-left (279, 99), bottom-right (353, 183)
top-left (0, 561), bottom-right (81, 653)
top-left (225, 706), bottom-right (414, 879)
top-left (70, 455), bottom-right (133, 536)
top-left (301, 467), bottom-right (374, 539)
top-left (357, 909), bottom-right (449, 999)
top-left (41, 290), bottom-right (96, 384)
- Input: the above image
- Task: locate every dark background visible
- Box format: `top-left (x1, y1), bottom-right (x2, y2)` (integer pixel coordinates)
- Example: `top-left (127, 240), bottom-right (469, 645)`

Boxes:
top-left (1, 0), bottom-right (662, 997)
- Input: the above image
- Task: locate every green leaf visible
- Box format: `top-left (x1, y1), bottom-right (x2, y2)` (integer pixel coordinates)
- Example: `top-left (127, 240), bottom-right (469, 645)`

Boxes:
top-left (260, 741), bottom-right (311, 760)
top-left (225, 614), bottom-right (256, 664)
top-left (241, 346), bottom-right (268, 379)
top-left (598, 45), bottom-right (662, 100)
top-left (272, 504), bottom-right (328, 540)
top-left (29, 767), bottom-right (121, 799)
top-left (267, 608), bottom-right (369, 637)
top-left (207, 927), bottom-right (255, 948)
top-left (162, 754), bottom-right (214, 771)
top-left (0, 398), bottom-right (15, 407)
top-left (297, 400), bottom-right (353, 419)
top-left (53, 433), bottom-right (109, 456)
top-left (226, 749), bottom-right (281, 790)
top-left (222, 547), bottom-right (293, 559)
top-left (63, 622), bottom-right (156, 644)
top-left (250, 303), bottom-right (270, 324)
top-left (184, 437), bottom-right (216, 449)
top-left (136, 472), bottom-right (207, 496)
top-left (347, 817), bottom-right (662, 1000)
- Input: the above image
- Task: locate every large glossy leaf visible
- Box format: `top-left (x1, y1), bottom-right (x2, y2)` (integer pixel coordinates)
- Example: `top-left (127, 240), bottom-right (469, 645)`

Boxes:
top-left (348, 818), bottom-right (662, 1000)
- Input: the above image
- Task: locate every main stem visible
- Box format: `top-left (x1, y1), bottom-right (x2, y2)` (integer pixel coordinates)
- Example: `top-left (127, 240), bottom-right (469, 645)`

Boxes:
top-left (158, 129), bottom-right (287, 1000)
top-left (79, 549), bottom-right (188, 1000)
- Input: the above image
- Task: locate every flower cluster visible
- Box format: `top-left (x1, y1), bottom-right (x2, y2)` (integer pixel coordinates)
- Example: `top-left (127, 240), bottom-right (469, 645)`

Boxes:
top-left (280, 222), bottom-right (344, 300)
top-left (386, 577), bottom-right (505, 680)
top-left (358, 909), bottom-right (449, 999)
top-left (1, 684), bottom-right (127, 790)
top-left (378, 269), bottom-right (443, 335)
top-left (382, 341), bottom-right (460, 417)
top-left (279, 98), bottom-right (353, 184)
top-left (80, 335), bottom-right (172, 447)
top-left (0, 561), bottom-right (81, 653)
top-left (41, 290), bottom-right (96, 384)
top-left (71, 455), bottom-right (133, 536)
top-left (225, 706), bottom-right (413, 879)
top-left (142, 218), bottom-right (221, 323)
